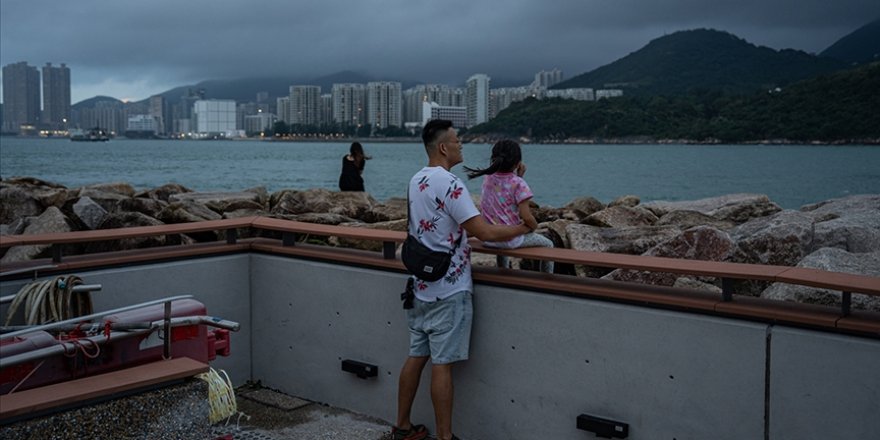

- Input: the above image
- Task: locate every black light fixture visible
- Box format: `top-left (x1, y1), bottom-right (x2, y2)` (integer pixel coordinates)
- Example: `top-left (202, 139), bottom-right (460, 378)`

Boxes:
top-left (577, 414), bottom-right (629, 438)
top-left (341, 359), bottom-right (378, 379)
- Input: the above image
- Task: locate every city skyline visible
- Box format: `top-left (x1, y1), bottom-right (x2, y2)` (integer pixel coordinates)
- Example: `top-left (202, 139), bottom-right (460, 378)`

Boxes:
top-left (1, 0), bottom-right (879, 103)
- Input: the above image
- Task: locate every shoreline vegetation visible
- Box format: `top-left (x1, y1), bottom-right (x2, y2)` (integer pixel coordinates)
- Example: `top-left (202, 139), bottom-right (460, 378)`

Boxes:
top-left (2, 176), bottom-right (878, 312)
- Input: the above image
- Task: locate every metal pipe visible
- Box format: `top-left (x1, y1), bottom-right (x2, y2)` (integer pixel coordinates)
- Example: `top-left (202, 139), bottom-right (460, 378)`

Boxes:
top-left (0, 295), bottom-right (193, 341)
top-left (0, 316), bottom-right (239, 369)
top-left (0, 264), bottom-right (57, 278)
top-left (0, 316), bottom-right (239, 334)
top-left (0, 284), bottom-right (102, 305)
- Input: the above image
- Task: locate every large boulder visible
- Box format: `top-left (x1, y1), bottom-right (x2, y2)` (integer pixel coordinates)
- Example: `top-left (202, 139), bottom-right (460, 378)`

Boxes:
top-left (563, 196), bottom-right (605, 219)
top-left (602, 226), bottom-right (734, 286)
top-left (83, 212), bottom-right (169, 253)
top-left (729, 210), bottom-right (815, 267)
top-left (566, 224), bottom-right (679, 278)
top-left (135, 183), bottom-right (192, 201)
top-left (584, 205), bottom-right (658, 228)
top-left (270, 189), bottom-right (376, 220)
top-left (72, 196), bottom-right (109, 230)
top-left (761, 248), bottom-right (880, 312)
top-left (75, 188), bottom-right (129, 213)
top-left (643, 193), bottom-right (781, 223)
top-left (655, 210), bottom-right (736, 231)
top-left (117, 197), bottom-right (169, 218)
top-left (800, 195), bottom-right (880, 253)
top-left (79, 182), bottom-right (135, 197)
top-left (170, 191), bottom-right (267, 214)
top-left (0, 178), bottom-right (71, 224)
top-left (1, 207), bottom-right (73, 263)
top-left (157, 201), bottom-right (223, 224)
top-left (362, 198), bottom-right (407, 223)
top-left (608, 195), bottom-right (640, 208)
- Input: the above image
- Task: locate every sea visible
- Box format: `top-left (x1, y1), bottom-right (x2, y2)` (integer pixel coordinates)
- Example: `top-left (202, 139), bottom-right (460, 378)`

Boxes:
top-left (1, 137), bottom-right (879, 209)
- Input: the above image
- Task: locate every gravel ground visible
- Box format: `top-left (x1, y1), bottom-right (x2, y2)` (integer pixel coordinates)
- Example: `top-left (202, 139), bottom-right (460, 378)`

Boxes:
top-left (210, 384), bottom-right (395, 440)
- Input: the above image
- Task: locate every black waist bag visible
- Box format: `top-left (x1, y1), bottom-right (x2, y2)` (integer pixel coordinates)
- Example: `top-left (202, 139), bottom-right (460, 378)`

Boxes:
top-left (401, 235), bottom-right (453, 282)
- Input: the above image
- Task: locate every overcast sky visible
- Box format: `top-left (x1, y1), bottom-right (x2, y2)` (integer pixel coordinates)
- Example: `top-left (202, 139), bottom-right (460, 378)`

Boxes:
top-left (1, 0), bottom-right (878, 103)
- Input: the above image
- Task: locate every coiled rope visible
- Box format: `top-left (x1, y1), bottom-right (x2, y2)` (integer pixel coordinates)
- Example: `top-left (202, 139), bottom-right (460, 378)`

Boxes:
top-left (196, 367), bottom-right (243, 424)
top-left (4, 275), bottom-right (92, 326)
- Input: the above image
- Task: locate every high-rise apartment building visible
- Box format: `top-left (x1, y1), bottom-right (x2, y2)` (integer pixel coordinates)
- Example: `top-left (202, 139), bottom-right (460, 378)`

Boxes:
top-left (41, 63), bottom-right (71, 130)
top-left (193, 99), bottom-right (236, 135)
top-left (149, 95), bottom-right (169, 135)
top-left (422, 101), bottom-right (467, 129)
top-left (276, 97), bottom-right (290, 124)
top-left (531, 69), bottom-right (564, 89)
top-left (466, 74), bottom-right (490, 127)
top-left (289, 85), bottom-right (321, 126)
top-left (2, 62), bottom-right (41, 132)
top-left (366, 81), bottom-right (402, 129)
top-left (402, 84), bottom-right (466, 124)
top-left (331, 83), bottom-right (367, 128)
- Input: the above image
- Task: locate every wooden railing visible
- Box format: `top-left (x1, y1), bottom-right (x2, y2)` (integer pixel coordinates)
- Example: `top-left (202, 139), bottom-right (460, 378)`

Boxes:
top-left (2, 217), bottom-right (878, 335)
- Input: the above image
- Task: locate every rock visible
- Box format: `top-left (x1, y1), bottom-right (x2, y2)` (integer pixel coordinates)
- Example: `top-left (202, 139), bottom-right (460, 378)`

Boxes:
top-left (363, 198), bottom-right (407, 223)
top-left (563, 196), bottom-right (605, 219)
top-left (331, 219), bottom-right (407, 251)
top-left (79, 182), bottom-right (135, 197)
top-left (673, 277), bottom-right (722, 293)
top-left (566, 223), bottom-right (679, 278)
top-left (761, 248), bottom-right (880, 312)
top-left (223, 209), bottom-right (268, 219)
top-left (0, 185), bottom-right (44, 224)
top-left (83, 212), bottom-right (167, 253)
top-left (275, 213), bottom-right (357, 225)
top-left (270, 189), bottom-right (376, 220)
top-left (727, 210), bottom-right (816, 296)
top-left (75, 188), bottom-right (129, 213)
top-left (800, 195), bottom-right (880, 253)
top-left (608, 195), bottom-right (640, 208)
top-left (72, 197), bottom-right (108, 230)
top-left (170, 191), bottom-right (267, 213)
top-left (729, 210), bottom-right (815, 267)
top-left (1, 207), bottom-right (73, 263)
top-left (655, 210), bottom-right (736, 230)
top-left (603, 226), bottom-right (734, 286)
top-left (117, 197), bottom-right (169, 218)
top-left (243, 186), bottom-right (270, 207)
top-left (134, 183), bottom-right (193, 201)
top-left (584, 205), bottom-right (658, 228)
top-left (533, 206), bottom-right (580, 223)
top-left (157, 201), bottom-right (223, 224)
top-left (2, 217), bottom-right (31, 235)
top-left (542, 219), bottom-right (575, 249)
top-left (642, 193), bottom-right (781, 223)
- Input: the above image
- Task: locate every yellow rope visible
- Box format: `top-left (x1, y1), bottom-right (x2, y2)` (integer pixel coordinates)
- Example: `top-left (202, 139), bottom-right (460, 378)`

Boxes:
top-left (197, 367), bottom-right (239, 424)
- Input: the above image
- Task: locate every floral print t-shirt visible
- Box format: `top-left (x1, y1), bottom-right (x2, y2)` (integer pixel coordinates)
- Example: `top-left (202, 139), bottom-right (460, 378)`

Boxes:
top-left (408, 166), bottom-right (480, 301)
top-left (479, 172), bottom-right (534, 248)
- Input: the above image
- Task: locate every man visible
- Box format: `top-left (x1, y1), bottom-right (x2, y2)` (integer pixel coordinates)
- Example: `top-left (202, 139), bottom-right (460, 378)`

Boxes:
top-left (393, 119), bottom-right (532, 440)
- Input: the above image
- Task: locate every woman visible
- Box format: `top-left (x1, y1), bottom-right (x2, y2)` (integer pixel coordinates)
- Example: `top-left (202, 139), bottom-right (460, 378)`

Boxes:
top-left (338, 142), bottom-right (370, 191)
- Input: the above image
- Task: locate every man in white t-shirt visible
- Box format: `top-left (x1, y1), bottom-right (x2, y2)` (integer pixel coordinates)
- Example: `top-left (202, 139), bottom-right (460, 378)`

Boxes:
top-left (392, 119), bottom-right (532, 440)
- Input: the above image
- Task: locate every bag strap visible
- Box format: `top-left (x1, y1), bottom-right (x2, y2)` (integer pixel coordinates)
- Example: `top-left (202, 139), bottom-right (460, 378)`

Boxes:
top-left (407, 181), bottom-right (463, 255)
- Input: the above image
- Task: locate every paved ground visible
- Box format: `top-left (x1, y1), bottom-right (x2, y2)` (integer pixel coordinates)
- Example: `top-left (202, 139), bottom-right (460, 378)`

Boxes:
top-left (210, 384), bottom-right (395, 440)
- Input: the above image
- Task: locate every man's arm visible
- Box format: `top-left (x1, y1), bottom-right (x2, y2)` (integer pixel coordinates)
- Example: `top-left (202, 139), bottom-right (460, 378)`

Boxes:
top-left (461, 215), bottom-right (531, 242)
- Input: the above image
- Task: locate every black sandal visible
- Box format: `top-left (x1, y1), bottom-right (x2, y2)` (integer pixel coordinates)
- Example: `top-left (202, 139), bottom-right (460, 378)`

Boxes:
top-left (391, 423), bottom-right (428, 440)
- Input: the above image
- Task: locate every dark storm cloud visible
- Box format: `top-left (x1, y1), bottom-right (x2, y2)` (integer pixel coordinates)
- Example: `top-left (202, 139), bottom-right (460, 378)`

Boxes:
top-left (1, 0), bottom-right (878, 102)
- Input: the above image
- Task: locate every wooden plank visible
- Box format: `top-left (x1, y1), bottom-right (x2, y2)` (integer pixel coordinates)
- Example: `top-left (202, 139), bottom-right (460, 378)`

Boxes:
top-left (776, 267), bottom-right (880, 296)
top-left (0, 357), bottom-right (208, 420)
top-left (252, 217), bottom-right (404, 242)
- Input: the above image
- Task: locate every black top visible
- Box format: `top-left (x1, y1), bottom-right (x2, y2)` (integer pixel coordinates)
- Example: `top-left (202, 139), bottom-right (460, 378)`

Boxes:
top-left (338, 155), bottom-right (365, 191)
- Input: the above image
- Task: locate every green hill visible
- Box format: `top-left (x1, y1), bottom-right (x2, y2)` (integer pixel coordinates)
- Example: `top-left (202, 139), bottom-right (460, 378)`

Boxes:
top-left (820, 18), bottom-right (880, 65)
top-left (553, 29), bottom-right (848, 96)
top-left (467, 62), bottom-right (880, 143)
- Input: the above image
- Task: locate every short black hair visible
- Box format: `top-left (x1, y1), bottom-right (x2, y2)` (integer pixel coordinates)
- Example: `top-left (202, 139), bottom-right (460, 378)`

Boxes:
top-left (421, 119), bottom-right (453, 146)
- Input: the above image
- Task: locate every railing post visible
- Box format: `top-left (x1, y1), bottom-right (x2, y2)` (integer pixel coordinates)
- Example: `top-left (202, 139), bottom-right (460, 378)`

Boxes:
top-left (282, 232), bottom-right (298, 246)
top-left (721, 278), bottom-right (734, 302)
top-left (841, 291), bottom-right (852, 316)
top-left (383, 241), bottom-right (395, 259)
top-left (52, 244), bottom-right (62, 263)
top-left (226, 229), bottom-right (238, 245)
top-left (163, 301), bottom-right (172, 360)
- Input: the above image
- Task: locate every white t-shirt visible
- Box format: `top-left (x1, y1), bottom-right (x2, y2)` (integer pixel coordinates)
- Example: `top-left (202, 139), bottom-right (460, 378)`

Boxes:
top-left (408, 166), bottom-right (480, 301)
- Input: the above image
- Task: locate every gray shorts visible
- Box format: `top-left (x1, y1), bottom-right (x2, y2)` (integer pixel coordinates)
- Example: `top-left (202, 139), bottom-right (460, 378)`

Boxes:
top-left (406, 290), bottom-right (473, 364)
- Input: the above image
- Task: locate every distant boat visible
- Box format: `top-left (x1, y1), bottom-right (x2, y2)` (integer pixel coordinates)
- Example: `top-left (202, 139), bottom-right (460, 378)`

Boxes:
top-left (70, 127), bottom-right (110, 142)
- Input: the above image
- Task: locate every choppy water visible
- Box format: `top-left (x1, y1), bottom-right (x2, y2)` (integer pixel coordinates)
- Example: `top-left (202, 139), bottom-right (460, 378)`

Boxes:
top-left (1, 137), bottom-right (878, 209)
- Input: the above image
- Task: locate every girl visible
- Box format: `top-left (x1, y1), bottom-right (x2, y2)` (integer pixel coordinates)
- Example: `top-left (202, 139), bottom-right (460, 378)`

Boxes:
top-left (465, 139), bottom-right (554, 273)
top-left (338, 142), bottom-right (371, 191)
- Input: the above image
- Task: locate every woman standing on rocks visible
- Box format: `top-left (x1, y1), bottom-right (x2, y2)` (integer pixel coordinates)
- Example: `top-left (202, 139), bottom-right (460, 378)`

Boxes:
top-left (338, 142), bottom-right (371, 192)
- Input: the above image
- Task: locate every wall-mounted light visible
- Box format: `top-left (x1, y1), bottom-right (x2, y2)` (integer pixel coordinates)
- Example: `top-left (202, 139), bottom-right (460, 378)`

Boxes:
top-left (577, 414), bottom-right (628, 438)
top-left (341, 359), bottom-right (378, 379)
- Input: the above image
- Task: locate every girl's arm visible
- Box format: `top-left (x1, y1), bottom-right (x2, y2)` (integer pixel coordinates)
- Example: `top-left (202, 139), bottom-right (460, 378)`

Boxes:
top-left (518, 199), bottom-right (538, 231)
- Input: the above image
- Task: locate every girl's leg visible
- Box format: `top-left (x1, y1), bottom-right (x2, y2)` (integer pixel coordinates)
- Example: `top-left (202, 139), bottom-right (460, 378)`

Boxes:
top-left (517, 233), bottom-right (555, 273)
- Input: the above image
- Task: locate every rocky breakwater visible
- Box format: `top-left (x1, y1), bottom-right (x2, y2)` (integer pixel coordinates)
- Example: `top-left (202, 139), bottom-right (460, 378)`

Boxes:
top-left (2, 176), bottom-right (878, 311)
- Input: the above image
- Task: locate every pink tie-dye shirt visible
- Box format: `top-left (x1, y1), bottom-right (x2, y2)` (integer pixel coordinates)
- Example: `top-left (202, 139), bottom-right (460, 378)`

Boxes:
top-left (480, 172), bottom-right (533, 248)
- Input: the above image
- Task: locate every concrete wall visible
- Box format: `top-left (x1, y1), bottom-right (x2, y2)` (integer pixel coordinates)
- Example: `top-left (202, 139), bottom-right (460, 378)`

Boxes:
top-left (4, 253), bottom-right (879, 439)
